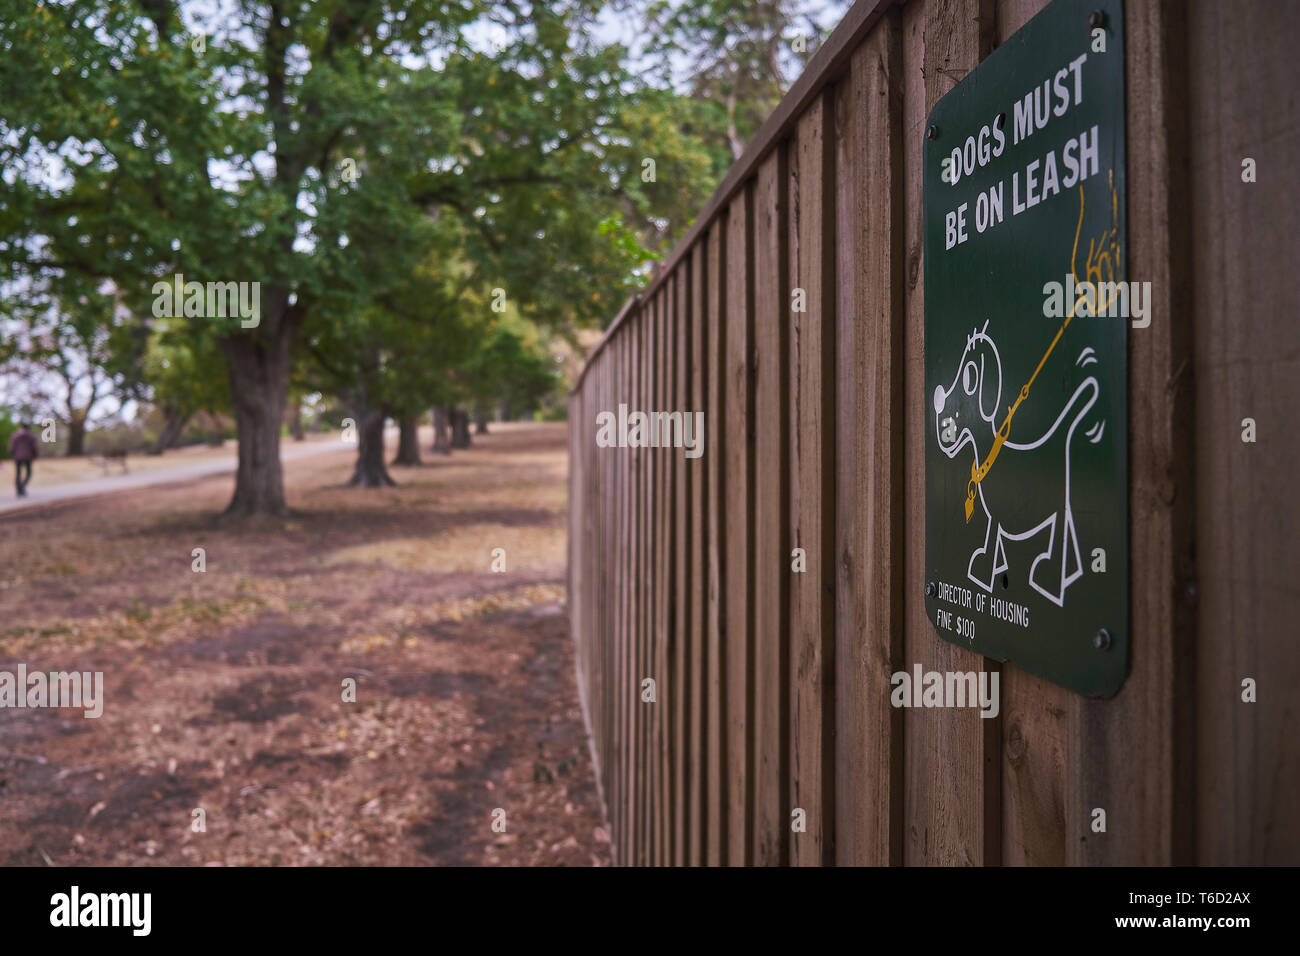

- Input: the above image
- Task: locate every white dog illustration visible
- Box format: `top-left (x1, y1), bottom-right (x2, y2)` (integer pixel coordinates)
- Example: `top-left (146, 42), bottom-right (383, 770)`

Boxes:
top-left (932, 320), bottom-right (1103, 607)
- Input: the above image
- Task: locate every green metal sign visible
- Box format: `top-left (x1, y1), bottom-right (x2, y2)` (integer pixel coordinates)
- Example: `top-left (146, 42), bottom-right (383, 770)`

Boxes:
top-left (923, 0), bottom-right (1128, 697)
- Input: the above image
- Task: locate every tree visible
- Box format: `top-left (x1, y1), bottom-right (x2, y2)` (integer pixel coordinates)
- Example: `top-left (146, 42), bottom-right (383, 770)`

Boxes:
top-left (430, 405), bottom-right (452, 455)
top-left (462, 320), bottom-right (562, 426)
top-left (0, 276), bottom-right (137, 454)
top-left (1, 0), bottom-right (477, 512)
top-left (590, 88), bottom-right (726, 260)
top-left (140, 319), bottom-right (230, 453)
top-left (635, 0), bottom-right (847, 158)
top-left (0, 1), bottom-right (723, 510)
top-left (305, 4), bottom-right (714, 485)
top-left (303, 250), bottom-right (473, 487)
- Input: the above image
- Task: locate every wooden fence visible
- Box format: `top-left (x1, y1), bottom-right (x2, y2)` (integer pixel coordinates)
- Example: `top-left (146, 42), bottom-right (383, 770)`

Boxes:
top-left (568, 0), bottom-right (1298, 865)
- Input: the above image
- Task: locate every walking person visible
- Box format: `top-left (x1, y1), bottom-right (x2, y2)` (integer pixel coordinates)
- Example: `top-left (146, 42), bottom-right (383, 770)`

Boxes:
top-left (9, 422), bottom-right (38, 497)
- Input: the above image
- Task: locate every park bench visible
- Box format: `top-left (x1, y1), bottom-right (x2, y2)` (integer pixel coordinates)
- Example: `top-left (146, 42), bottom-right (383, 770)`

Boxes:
top-left (91, 449), bottom-right (129, 475)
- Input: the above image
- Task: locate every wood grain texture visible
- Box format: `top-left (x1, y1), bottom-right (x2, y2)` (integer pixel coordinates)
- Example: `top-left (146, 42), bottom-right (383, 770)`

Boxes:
top-left (621, 311), bottom-right (640, 866)
top-left (569, 0), bottom-right (1297, 867)
top-left (568, 387), bottom-right (587, 840)
top-left (621, 309), bottom-right (633, 865)
top-left (788, 91), bottom-right (837, 867)
top-left (1186, 0), bottom-right (1300, 865)
top-left (599, 332), bottom-right (612, 856)
top-left (689, 239), bottom-right (708, 865)
top-left (620, 310), bottom-right (633, 866)
top-left (1001, 668), bottom-right (1069, 865)
top-left (1072, 0), bottom-right (1196, 866)
top-left (642, 289), bottom-right (659, 865)
top-left (591, 353), bottom-right (602, 856)
top-left (705, 222), bottom-right (728, 867)
top-left (635, 299), bottom-right (651, 866)
top-left (991, 0), bottom-right (1043, 49)
top-left (723, 192), bottom-right (754, 865)
top-left (586, 361), bottom-right (598, 836)
top-left (986, 0), bottom-right (1073, 869)
top-left (900, 0), bottom-right (999, 867)
top-left (673, 260), bottom-right (690, 866)
top-left (834, 12), bottom-right (905, 866)
top-left (604, 334), bottom-right (616, 853)
top-left (656, 281), bottom-right (672, 866)
top-left (752, 147), bottom-right (790, 866)
top-left (648, 295), bottom-right (658, 866)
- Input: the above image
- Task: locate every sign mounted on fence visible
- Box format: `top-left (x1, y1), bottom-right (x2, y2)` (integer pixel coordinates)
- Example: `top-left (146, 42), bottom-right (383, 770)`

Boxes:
top-left (923, 0), bottom-right (1129, 697)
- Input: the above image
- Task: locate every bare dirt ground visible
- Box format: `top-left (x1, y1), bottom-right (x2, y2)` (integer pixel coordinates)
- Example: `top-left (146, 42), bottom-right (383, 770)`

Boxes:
top-left (0, 421), bottom-right (611, 866)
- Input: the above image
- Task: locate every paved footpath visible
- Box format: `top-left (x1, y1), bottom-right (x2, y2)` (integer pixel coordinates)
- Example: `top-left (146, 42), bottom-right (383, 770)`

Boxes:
top-left (0, 438), bottom-right (353, 516)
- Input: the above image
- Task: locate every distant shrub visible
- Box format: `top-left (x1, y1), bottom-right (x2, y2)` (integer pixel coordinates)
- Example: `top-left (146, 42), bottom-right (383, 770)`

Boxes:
top-left (0, 416), bottom-right (15, 458)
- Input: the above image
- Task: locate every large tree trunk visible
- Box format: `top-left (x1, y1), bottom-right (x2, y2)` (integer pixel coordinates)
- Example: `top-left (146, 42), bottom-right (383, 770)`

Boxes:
top-left (474, 406), bottom-right (490, 435)
top-left (430, 406), bottom-right (451, 454)
top-left (348, 406), bottom-right (396, 487)
top-left (450, 407), bottom-right (472, 449)
top-left (220, 320), bottom-right (296, 517)
top-left (66, 415), bottom-right (87, 456)
top-left (149, 408), bottom-right (190, 455)
top-left (392, 413), bottom-right (422, 466)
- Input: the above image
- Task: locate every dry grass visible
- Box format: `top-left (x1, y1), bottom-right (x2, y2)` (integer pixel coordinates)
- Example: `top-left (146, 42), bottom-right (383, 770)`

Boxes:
top-left (0, 421), bottom-right (609, 867)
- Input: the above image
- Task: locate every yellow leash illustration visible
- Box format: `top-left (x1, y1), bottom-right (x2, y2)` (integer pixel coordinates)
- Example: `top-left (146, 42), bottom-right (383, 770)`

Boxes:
top-left (963, 172), bottom-right (1119, 523)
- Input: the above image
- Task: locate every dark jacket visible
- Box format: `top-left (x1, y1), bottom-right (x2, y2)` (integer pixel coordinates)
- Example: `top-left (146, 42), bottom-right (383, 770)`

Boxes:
top-left (8, 430), bottom-right (37, 462)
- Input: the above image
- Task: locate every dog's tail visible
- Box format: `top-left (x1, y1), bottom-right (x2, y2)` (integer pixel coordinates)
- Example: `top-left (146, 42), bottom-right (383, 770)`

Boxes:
top-left (1075, 349), bottom-right (1107, 444)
